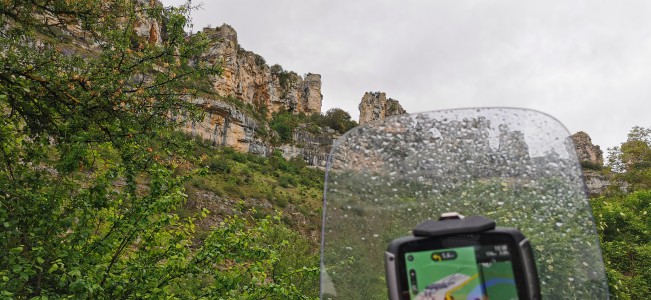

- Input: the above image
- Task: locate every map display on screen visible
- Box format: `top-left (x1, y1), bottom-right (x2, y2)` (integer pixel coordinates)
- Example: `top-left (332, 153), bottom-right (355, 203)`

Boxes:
top-left (404, 244), bottom-right (518, 300)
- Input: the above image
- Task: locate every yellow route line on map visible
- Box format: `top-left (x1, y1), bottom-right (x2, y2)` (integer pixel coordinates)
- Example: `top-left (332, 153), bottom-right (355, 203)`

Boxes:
top-left (445, 274), bottom-right (479, 300)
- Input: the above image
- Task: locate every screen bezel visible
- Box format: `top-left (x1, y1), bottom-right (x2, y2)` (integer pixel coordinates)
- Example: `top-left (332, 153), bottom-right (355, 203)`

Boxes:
top-left (395, 232), bottom-right (528, 300)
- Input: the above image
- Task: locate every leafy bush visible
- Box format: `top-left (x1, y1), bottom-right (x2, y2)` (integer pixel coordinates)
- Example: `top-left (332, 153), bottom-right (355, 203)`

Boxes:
top-left (270, 111), bottom-right (301, 143)
top-left (592, 190), bottom-right (651, 299)
top-left (581, 160), bottom-right (604, 171)
top-left (207, 157), bottom-right (233, 173)
top-left (308, 108), bottom-right (358, 134)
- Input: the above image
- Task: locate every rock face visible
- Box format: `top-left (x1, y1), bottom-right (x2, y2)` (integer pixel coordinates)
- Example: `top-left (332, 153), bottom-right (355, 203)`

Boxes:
top-left (184, 97), bottom-right (336, 167)
top-left (358, 92), bottom-right (406, 124)
top-left (201, 25), bottom-right (322, 116)
top-left (583, 170), bottom-right (611, 195)
top-left (277, 125), bottom-right (338, 168)
top-left (571, 131), bottom-right (604, 166)
top-left (184, 98), bottom-right (260, 153)
top-left (570, 131), bottom-right (609, 195)
top-left (177, 24), bottom-right (329, 164)
top-left (133, 0), bottom-right (163, 45)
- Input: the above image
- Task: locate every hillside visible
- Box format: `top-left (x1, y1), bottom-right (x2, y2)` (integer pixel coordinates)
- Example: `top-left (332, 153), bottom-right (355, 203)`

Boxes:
top-left (0, 1), bottom-right (323, 298)
top-left (1, 1), bottom-right (650, 299)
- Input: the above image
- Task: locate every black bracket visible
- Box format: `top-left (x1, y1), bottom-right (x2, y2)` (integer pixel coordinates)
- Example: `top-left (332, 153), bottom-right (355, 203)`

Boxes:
top-left (412, 214), bottom-right (496, 237)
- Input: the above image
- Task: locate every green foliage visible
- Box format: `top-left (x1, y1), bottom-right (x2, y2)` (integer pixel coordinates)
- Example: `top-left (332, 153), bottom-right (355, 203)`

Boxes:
top-left (607, 126), bottom-right (651, 192)
top-left (254, 54), bottom-right (266, 67)
top-left (187, 146), bottom-right (324, 231)
top-left (590, 126), bottom-right (651, 298)
top-left (309, 108), bottom-right (358, 134)
top-left (0, 1), bottom-right (317, 299)
top-left (270, 111), bottom-right (301, 143)
top-left (270, 64), bottom-right (298, 91)
top-left (171, 211), bottom-right (318, 299)
top-left (592, 191), bottom-right (651, 299)
top-left (268, 107), bottom-right (358, 143)
top-left (627, 126), bottom-right (651, 145)
top-left (581, 160), bottom-right (604, 171)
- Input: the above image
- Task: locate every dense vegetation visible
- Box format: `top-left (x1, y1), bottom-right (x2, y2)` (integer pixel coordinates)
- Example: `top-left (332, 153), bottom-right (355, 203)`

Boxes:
top-left (270, 108), bottom-right (358, 143)
top-left (0, 1), bottom-right (318, 298)
top-left (1, 0), bottom-right (649, 299)
top-left (590, 126), bottom-right (651, 299)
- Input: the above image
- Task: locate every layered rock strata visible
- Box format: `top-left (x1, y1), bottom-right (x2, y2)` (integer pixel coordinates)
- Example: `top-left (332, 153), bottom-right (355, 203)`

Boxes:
top-left (570, 131), bottom-right (609, 195)
top-left (201, 25), bottom-right (322, 116)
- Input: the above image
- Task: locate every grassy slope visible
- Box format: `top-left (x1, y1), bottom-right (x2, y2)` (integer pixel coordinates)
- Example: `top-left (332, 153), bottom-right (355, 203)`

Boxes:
top-left (175, 133), bottom-right (650, 299)
top-left (176, 135), bottom-right (324, 296)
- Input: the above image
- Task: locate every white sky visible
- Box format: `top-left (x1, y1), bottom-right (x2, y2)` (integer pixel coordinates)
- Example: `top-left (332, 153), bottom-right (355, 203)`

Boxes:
top-left (162, 0), bottom-right (651, 152)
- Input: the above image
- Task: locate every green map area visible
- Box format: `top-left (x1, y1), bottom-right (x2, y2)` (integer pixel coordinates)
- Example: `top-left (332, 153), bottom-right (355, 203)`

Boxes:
top-left (480, 261), bottom-right (518, 299)
top-left (405, 246), bottom-right (518, 300)
top-left (406, 246), bottom-right (479, 298)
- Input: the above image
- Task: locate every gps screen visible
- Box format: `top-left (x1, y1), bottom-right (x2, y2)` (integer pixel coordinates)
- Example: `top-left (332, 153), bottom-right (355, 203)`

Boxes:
top-left (404, 244), bottom-right (518, 300)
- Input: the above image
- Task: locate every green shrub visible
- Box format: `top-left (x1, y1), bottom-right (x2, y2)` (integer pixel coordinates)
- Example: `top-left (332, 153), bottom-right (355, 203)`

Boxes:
top-left (207, 157), bottom-right (232, 173)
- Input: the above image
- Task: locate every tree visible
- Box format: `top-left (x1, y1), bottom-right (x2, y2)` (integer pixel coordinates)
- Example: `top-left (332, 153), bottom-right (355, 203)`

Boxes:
top-left (1, 1), bottom-right (313, 298)
top-left (627, 126), bottom-right (651, 145)
top-left (607, 126), bottom-right (651, 192)
top-left (308, 108), bottom-right (358, 134)
top-left (270, 111), bottom-right (300, 143)
top-left (324, 108), bottom-right (358, 134)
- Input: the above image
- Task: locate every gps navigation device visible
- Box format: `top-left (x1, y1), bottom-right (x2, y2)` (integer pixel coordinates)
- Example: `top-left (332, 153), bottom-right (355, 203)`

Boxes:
top-left (385, 214), bottom-right (540, 300)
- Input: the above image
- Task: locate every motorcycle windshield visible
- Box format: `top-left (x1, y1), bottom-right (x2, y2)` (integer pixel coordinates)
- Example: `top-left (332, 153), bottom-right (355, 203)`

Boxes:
top-left (320, 108), bottom-right (608, 299)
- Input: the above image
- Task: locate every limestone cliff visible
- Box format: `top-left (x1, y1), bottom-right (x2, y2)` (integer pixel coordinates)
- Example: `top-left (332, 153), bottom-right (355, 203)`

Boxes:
top-left (358, 92), bottom-right (406, 124)
top-left (170, 24), bottom-right (330, 164)
top-left (201, 25), bottom-right (322, 116)
top-left (184, 97), bottom-right (336, 167)
top-left (571, 131), bottom-right (604, 167)
top-left (570, 131), bottom-right (609, 195)
top-left (184, 98), bottom-right (260, 153)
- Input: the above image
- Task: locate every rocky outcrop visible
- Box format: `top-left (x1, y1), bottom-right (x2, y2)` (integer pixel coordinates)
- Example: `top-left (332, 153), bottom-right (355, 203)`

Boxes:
top-left (571, 131), bottom-right (604, 167)
top-left (358, 92), bottom-right (406, 124)
top-left (201, 25), bottom-right (322, 116)
top-left (569, 131), bottom-right (609, 195)
top-left (184, 97), bottom-right (337, 166)
top-left (177, 24), bottom-right (328, 164)
top-left (133, 0), bottom-right (163, 45)
top-left (278, 125), bottom-right (339, 168)
top-left (184, 98), bottom-right (260, 153)
top-left (583, 170), bottom-right (611, 195)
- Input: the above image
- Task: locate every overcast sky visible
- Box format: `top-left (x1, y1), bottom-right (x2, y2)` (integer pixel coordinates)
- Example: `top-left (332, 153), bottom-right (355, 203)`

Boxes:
top-left (162, 0), bottom-right (651, 152)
